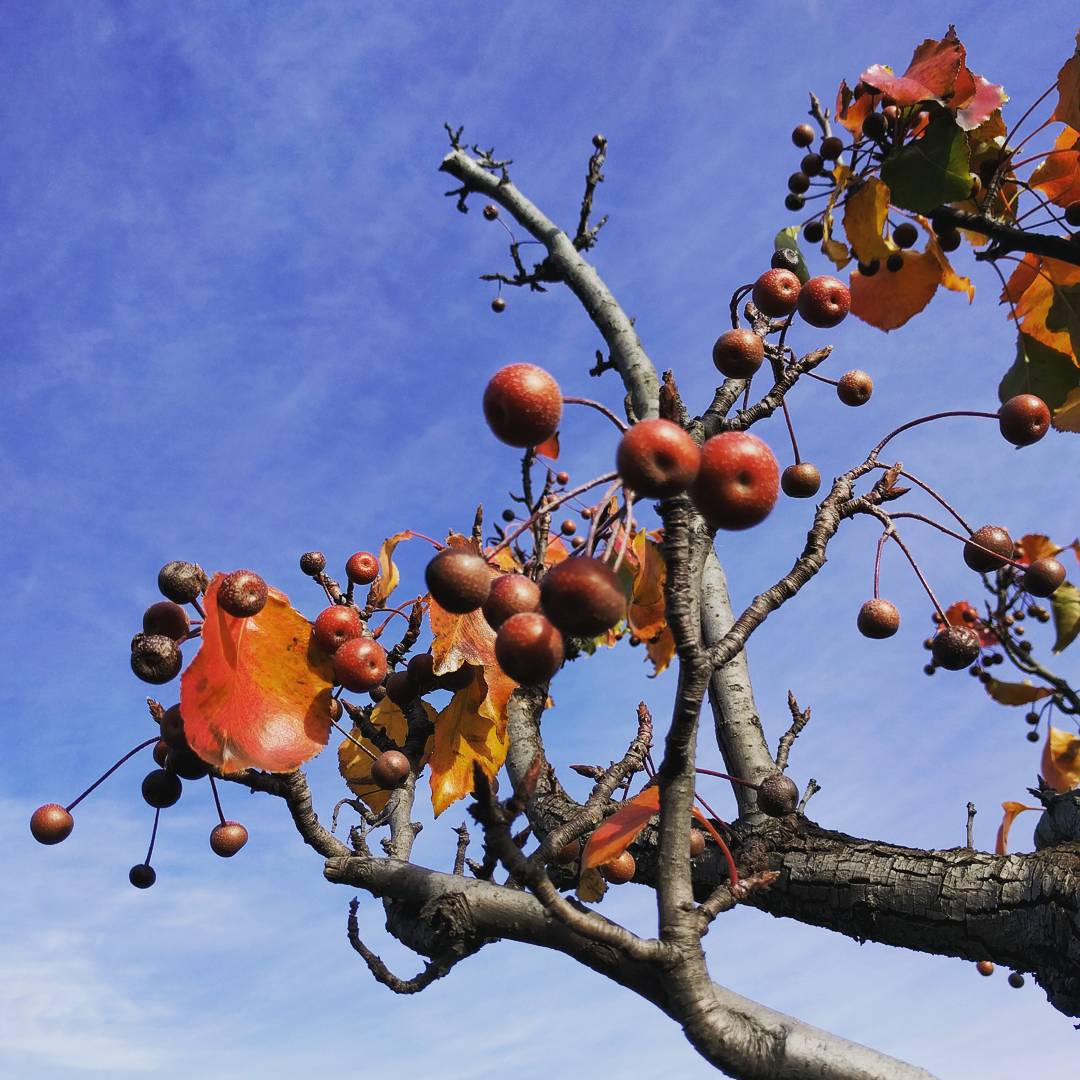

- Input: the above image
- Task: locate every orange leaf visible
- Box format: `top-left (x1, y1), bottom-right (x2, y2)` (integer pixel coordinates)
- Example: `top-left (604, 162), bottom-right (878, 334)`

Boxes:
top-left (1014, 534), bottom-right (1063, 566)
top-left (367, 530), bottom-right (416, 606)
top-left (629, 531), bottom-right (667, 642)
top-left (646, 625), bottom-right (676, 677)
top-left (428, 670), bottom-right (510, 816)
top-left (1030, 127), bottom-right (1080, 209)
top-left (338, 698), bottom-right (436, 813)
top-left (835, 79), bottom-right (873, 137)
top-left (982, 678), bottom-right (1053, 707)
top-left (843, 178), bottom-right (895, 263)
top-left (543, 536), bottom-right (571, 568)
top-left (1052, 31), bottom-right (1080, 130)
top-left (582, 786), bottom-right (660, 869)
top-left (534, 432), bottom-right (560, 460)
top-left (181, 575), bottom-right (335, 773)
top-left (861, 30), bottom-right (965, 106)
top-left (1001, 253), bottom-right (1080, 356)
top-left (850, 249), bottom-right (941, 331)
top-left (1054, 387), bottom-right (1080, 432)
top-left (923, 218), bottom-right (974, 301)
top-left (938, 600), bottom-right (996, 645)
top-left (995, 801), bottom-right (1040, 855)
top-left (1042, 725), bottom-right (1080, 792)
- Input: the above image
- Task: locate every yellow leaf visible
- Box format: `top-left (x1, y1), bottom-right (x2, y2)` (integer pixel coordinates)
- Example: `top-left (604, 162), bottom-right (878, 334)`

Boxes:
top-left (1042, 725), bottom-right (1080, 792)
top-left (338, 698), bottom-right (436, 813)
top-left (367, 531), bottom-right (416, 606)
top-left (1053, 387), bottom-right (1080, 432)
top-left (843, 178), bottom-right (895, 263)
top-left (982, 678), bottom-right (1053, 706)
top-left (576, 866), bottom-right (607, 902)
top-left (995, 801), bottom-right (1040, 855)
top-left (629, 531), bottom-right (667, 642)
top-left (822, 238), bottom-right (851, 270)
top-left (429, 671), bottom-right (510, 816)
top-left (646, 625), bottom-right (676, 677)
top-left (1002, 253), bottom-right (1080, 358)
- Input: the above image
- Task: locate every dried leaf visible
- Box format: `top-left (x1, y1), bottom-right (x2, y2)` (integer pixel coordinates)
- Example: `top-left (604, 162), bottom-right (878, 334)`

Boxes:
top-left (982, 678), bottom-right (1053, 706)
top-left (843, 178), bottom-right (895, 263)
top-left (1051, 582), bottom-right (1080, 653)
top-left (181, 575), bottom-right (335, 774)
top-left (1052, 31), bottom-right (1080, 130)
top-left (367, 531), bottom-right (416, 606)
top-left (1042, 725), bottom-right (1080, 792)
top-left (428, 670), bottom-right (510, 816)
top-left (995, 801), bottom-right (1040, 855)
top-left (576, 866), bottom-right (607, 903)
top-left (850, 249), bottom-right (941, 331)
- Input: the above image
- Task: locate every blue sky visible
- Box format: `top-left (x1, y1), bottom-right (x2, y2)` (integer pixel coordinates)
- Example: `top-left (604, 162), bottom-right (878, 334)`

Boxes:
top-left (4, 2), bottom-right (1078, 1076)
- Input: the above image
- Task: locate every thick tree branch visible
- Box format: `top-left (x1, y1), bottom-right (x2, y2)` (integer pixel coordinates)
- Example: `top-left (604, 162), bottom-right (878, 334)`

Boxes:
top-left (932, 206), bottom-right (1080, 267)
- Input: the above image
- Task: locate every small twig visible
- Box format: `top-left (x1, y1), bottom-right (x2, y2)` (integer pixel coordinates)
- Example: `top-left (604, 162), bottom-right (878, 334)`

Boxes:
top-left (776, 691), bottom-right (812, 772)
top-left (453, 823), bottom-right (471, 875)
top-left (797, 778), bottom-right (821, 815)
top-left (966, 802), bottom-right (977, 850)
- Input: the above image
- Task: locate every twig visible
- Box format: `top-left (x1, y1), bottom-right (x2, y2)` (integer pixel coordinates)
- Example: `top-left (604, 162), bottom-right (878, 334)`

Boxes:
top-left (797, 779), bottom-right (821, 815)
top-left (966, 802), bottom-right (977, 850)
top-left (776, 692), bottom-right (812, 771)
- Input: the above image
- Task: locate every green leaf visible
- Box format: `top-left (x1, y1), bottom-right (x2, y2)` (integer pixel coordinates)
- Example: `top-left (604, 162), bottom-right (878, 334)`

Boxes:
top-left (998, 332), bottom-right (1080, 410)
top-left (880, 115), bottom-right (972, 214)
top-left (1047, 284), bottom-right (1080, 360)
top-left (774, 227), bottom-right (810, 284)
top-left (1051, 582), bottom-right (1080, 654)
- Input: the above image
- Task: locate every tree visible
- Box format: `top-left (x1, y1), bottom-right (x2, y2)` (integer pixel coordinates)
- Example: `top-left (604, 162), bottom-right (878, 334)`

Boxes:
top-left (18, 13), bottom-right (1080, 1080)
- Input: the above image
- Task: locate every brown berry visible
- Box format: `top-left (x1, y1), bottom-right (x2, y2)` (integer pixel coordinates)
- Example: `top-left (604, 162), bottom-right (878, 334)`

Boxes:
top-left (976, 960), bottom-right (994, 977)
top-left (836, 370), bottom-right (873, 406)
top-left (436, 664), bottom-right (479, 692)
top-left (483, 573), bottom-right (541, 629)
top-left (801, 153), bottom-right (824, 177)
top-left (406, 652), bottom-right (436, 691)
top-left (385, 670), bottom-right (416, 705)
top-left (560, 519), bottom-right (577, 536)
top-left (129, 864), bottom-right (156, 888)
top-left (160, 703), bottom-right (187, 749)
top-left (142, 601), bottom-right (189, 641)
top-left (689, 829), bottom-right (706, 858)
top-left (313, 605), bottom-right (363, 653)
top-left (712, 329), bottom-right (765, 380)
top-left (157, 560), bottom-right (207, 604)
top-left (797, 275), bottom-right (850, 328)
top-left (857, 599), bottom-right (900, 639)
top-left (931, 625), bottom-right (981, 670)
top-left (691, 432), bottom-right (779, 531)
top-left (820, 135), bottom-right (843, 160)
top-left (168, 745), bottom-right (209, 780)
top-left (345, 552), bottom-right (379, 586)
top-left (600, 850), bottom-right (636, 884)
top-left (756, 773), bottom-right (799, 817)
top-left (131, 634), bottom-right (182, 685)
top-left (1008, 972), bottom-right (1025, 989)
top-left (780, 462), bottom-right (821, 499)
top-left (482, 203), bottom-right (499, 220)
top-left (333, 638), bottom-right (388, 693)
top-left (792, 123), bottom-right (815, 147)
top-left (540, 557), bottom-right (625, 637)
top-left (892, 222), bottom-right (918, 249)
top-left (495, 612), bottom-right (565, 684)
top-left (752, 268), bottom-right (801, 318)
top-left (142, 769), bottom-right (183, 809)
top-left (963, 526), bottom-right (1013, 573)
top-left (210, 821), bottom-right (249, 857)
top-left (299, 551), bottom-right (326, 576)
top-left (371, 749), bottom-right (411, 789)
top-left (425, 549), bottom-right (492, 614)
top-left (483, 363), bottom-right (562, 448)
top-left (153, 739), bottom-right (170, 767)
top-left (788, 171), bottom-right (810, 194)
top-left (491, 297), bottom-right (506, 313)
top-left (30, 803), bottom-right (74, 845)
top-left (998, 394), bottom-right (1051, 447)
top-left (1023, 557), bottom-right (1066, 598)
top-left (218, 570), bottom-right (268, 618)
top-left (803, 220), bottom-right (824, 244)
top-left (616, 419), bottom-right (701, 498)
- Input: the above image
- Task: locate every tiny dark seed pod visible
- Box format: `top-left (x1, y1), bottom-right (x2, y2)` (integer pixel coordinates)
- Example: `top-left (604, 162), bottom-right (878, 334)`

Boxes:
top-left (158, 561), bottom-right (208, 604)
top-left (299, 551), bottom-right (326, 576)
top-left (756, 773), bottom-right (799, 817)
top-left (131, 634), bottom-right (183, 685)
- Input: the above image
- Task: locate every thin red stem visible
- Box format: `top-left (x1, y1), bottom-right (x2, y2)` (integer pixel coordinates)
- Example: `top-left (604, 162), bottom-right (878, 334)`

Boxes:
top-left (871, 411), bottom-right (999, 457)
top-left (562, 396), bottom-right (629, 433)
top-left (889, 511), bottom-right (1028, 572)
top-left (882, 524), bottom-right (948, 622)
top-left (873, 528), bottom-right (889, 599)
top-left (208, 773), bottom-right (227, 826)
top-left (1006, 83), bottom-right (1057, 146)
top-left (872, 464), bottom-right (974, 534)
top-left (191, 597), bottom-right (206, 619)
top-left (65, 736), bottom-right (160, 812)
top-left (694, 766), bottom-right (759, 789)
top-left (692, 792), bottom-right (738, 888)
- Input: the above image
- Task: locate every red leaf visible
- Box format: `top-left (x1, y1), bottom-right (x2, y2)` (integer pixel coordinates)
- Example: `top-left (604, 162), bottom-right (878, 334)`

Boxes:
top-left (581, 785), bottom-right (707, 869)
top-left (181, 575), bottom-right (335, 773)
top-left (861, 30), bottom-right (965, 106)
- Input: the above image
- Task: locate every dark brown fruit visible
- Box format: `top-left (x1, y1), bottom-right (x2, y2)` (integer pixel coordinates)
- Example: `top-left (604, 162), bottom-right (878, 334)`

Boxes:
top-left (142, 601), bottom-right (190, 641)
top-left (540, 557), bottom-right (625, 637)
top-left (426, 549), bottom-right (492, 614)
top-left (892, 222), bottom-right (918, 249)
top-left (712, 328), bottom-right (765, 379)
top-left (218, 570), bottom-right (268, 618)
top-left (1064, 201), bottom-right (1080, 227)
top-left (436, 664), bottom-right (479, 692)
top-left (616, 419), bottom-right (701, 498)
top-left (483, 573), bottom-right (541, 629)
top-left (158, 560), bottom-right (207, 604)
top-left (691, 432), bottom-right (779, 531)
top-left (129, 864), bottom-right (156, 889)
top-left (329, 697), bottom-right (343, 721)
top-left (998, 394), bottom-right (1051, 447)
top-left (406, 652), bottom-right (436, 691)
top-left (857, 599), bottom-right (900, 639)
top-left (820, 135), bottom-right (843, 160)
top-left (801, 153), bottom-right (824, 177)
top-left (836, 369), bottom-right (873, 406)
top-left (600, 850), bottom-right (636, 884)
top-left (313, 605), bottom-right (363, 653)
top-left (1008, 972), bottom-right (1025, 989)
top-left (791, 123), bottom-right (815, 147)
top-left (785, 193), bottom-right (805, 212)
top-left (142, 769), bottom-right (183, 809)
top-left (1023, 557), bottom-right (1066, 598)
top-left (689, 829), bottom-right (706, 858)
top-left (857, 259), bottom-right (880, 277)
top-left (937, 228), bottom-right (961, 252)
top-left (963, 526), bottom-right (1014, 573)
top-left (333, 638), bottom-right (388, 693)
top-left (560, 519), bottom-right (577, 536)
top-left (931, 626), bottom-right (981, 670)
top-left (772, 248), bottom-right (801, 273)
top-left (491, 297), bottom-right (506, 313)
top-left (153, 739), bottom-right (170, 767)
top-left (299, 551), bottom-right (326, 576)
top-left (756, 773), bottom-right (799, 817)
top-left (554, 839), bottom-right (581, 864)
top-left (862, 112), bottom-right (888, 141)
top-left (131, 634), bottom-right (182, 685)
top-left (780, 462), bottom-right (821, 499)
top-left (160, 704), bottom-right (187, 749)
top-left (30, 803), bottom-right (74, 845)
top-left (1027, 730), bottom-right (1040, 742)
top-left (483, 364), bottom-right (562, 448)
top-left (210, 821), bottom-right (249, 857)
top-left (168, 745), bottom-right (209, 781)
top-left (345, 551), bottom-right (379, 586)
top-left (752, 268), bottom-right (801, 317)
top-left (592, 133), bottom-right (605, 149)
top-left (371, 749), bottom-right (411, 789)
top-left (495, 612), bottom-right (565, 684)
top-left (385, 670), bottom-right (417, 705)
top-left (482, 203), bottom-right (499, 220)
top-left (803, 220), bottom-right (824, 244)
top-left (886, 253), bottom-right (904, 272)
top-left (788, 171), bottom-right (810, 194)
top-left (976, 960), bottom-right (994, 977)
top-left (797, 275), bottom-right (850, 328)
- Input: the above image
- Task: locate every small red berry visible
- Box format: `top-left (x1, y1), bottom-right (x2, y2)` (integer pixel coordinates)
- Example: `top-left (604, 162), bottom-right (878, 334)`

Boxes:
top-left (999, 395), bottom-right (1050, 447)
top-left (313, 605), bottom-right (363, 654)
top-left (712, 329), bottom-right (765, 380)
top-left (210, 821), bottom-right (249, 857)
top-left (371, 750), bottom-right (411, 789)
top-left (495, 612), bottom-right (565, 684)
top-left (218, 570), bottom-right (268, 618)
top-left (345, 552), bottom-right (379, 586)
top-left (752, 268), bottom-right (801, 318)
top-left (797, 275), bottom-right (850, 328)
top-left (30, 803), bottom-right (74, 845)
top-left (615, 419), bottom-right (701, 499)
top-left (333, 638), bottom-right (388, 693)
top-left (483, 364), bottom-right (562, 448)
top-left (425, 549), bottom-right (492, 614)
top-left (691, 432), bottom-right (779, 531)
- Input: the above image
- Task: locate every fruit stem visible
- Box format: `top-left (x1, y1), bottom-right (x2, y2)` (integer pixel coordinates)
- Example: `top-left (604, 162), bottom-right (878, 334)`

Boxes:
top-left (872, 513), bottom-right (948, 622)
top-left (609, 493), bottom-right (635, 574)
top-left (584, 477), bottom-right (624, 557)
top-left (330, 716), bottom-right (378, 761)
top-left (144, 807), bottom-right (161, 865)
top-left (872, 527), bottom-right (890, 599)
top-left (871, 411), bottom-right (999, 457)
top-left (488, 471), bottom-right (619, 561)
top-left (889, 511), bottom-right (1028, 572)
top-left (65, 736), bottom-right (161, 812)
top-left (562, 396), bottom-right (629, 433)
top-left (692, 791), bottom-right (738, 888)
top-left (729, 284), bottom-right (753, 329)
top-left (694, 766), bottom-right (759, 789)
top-left (191, 597), bottom-right (206, 619)
top-left (208, 773), bottom-right (228, 826)
top-left (369, 598), bottom-right (422, 638)
top-left (803, 370), bottom-right (840, 387)
top-left (780, 398), bottom-right (802, 465)
top-left (871, 464), bottom-right (973, 533)
top-left (1005, 83), bottom-right (1057, 150)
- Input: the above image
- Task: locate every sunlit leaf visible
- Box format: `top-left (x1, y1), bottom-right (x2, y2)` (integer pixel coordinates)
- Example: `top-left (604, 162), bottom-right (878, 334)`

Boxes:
top-left (534, 432), bottom-right (560, 460)
top-left (822, 237), bottom-right (851, 270)
top-left (1014, 534), bottom-right (1063, 566)
top-left (1051, 31), bottom-right (1080, 130)
top-left (1051, 582), bottom-right (1080, 654)
top-left (428, 670), bottom-right (510, 816)
top-left (982, 678), bottom-right (1053, 706)
top-left (1047, 284), bottom-right (1080, 362)
top-left (1053, 387), bottom-right (1080, 432)
top-left (997, 333), bottom-right (1079, 413)
top-left (1042, 725), bottom-right (1080, 792)
top-left (367, 530), bottom-right (416, 606)
top-left (835, 79), bottom-right (873, 137)
top-left (645, 625), bottom-right (676, 677)
top-left (921, 216), bottom-right (974, 301)
top-left (995, 801), bottom-right (1040, 855)
top-left (1030, 127), bottom-right (1080, 208)
top-left (181, 575), bottom-right (335, 774)
top-left (861, 31), bottom-right (964, 106)
top-left (1001, 254), bottom-right (1080, 357)
top-left (850, 249), bottom-right (941, 331)
top-left (843, 178), bottom-right (895, 263)
top-left (940, 600), bottom-right (996, 646)
top-left (629, 531), bottom-right (667, 643)
top-left (581, 785), bottom-right (707, 869)
top-left (955, 73), bottom-right (1008, 132)
top-left (880, 115), bottom-right (972, 214)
